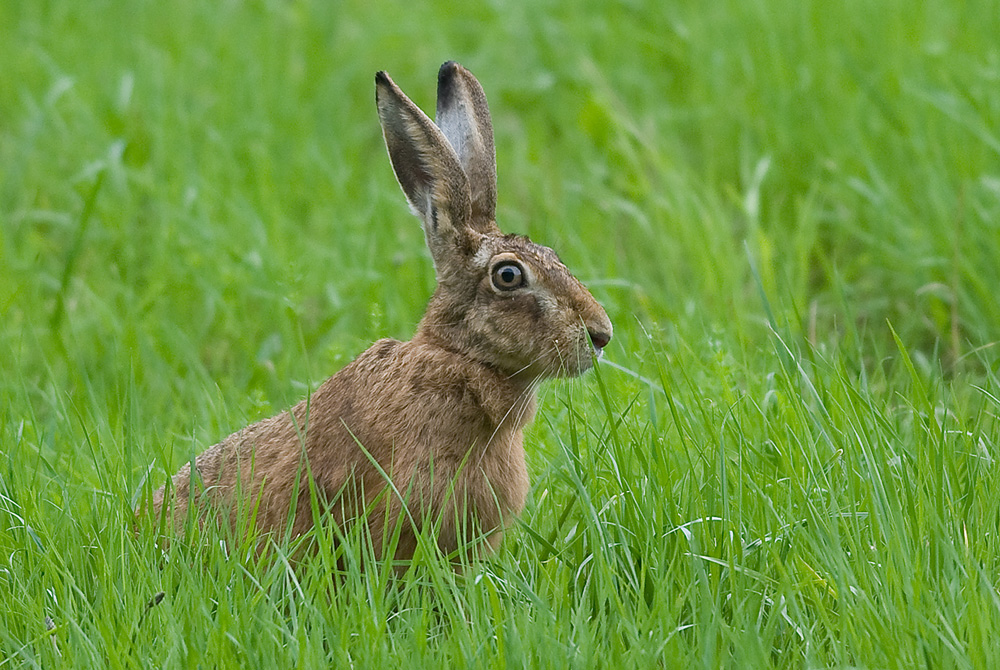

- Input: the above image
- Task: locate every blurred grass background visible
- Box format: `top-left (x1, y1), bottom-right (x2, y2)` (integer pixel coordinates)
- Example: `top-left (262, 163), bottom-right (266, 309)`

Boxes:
top-left (2, 0), bottom-right (1000, 667)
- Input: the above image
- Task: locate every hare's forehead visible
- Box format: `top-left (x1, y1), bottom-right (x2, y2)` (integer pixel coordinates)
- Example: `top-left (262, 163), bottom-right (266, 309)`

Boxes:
top-left (471, 233), bottom-right (563, 269)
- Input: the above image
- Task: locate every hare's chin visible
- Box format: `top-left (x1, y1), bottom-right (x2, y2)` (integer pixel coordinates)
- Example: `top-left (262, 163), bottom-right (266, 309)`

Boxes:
top-left (561, 349), bottom-right (599, 377)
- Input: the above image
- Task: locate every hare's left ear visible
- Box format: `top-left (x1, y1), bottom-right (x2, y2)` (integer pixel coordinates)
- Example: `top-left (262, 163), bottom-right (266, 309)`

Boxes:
top-left (435, 62), bottom-right (499, 233)
top-left (376, 70), bottom-right (477, 277)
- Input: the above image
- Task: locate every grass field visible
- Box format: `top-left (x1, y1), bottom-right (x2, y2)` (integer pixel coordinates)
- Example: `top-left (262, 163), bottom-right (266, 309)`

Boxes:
top-left (3, 0), bottom-right (1000, 667)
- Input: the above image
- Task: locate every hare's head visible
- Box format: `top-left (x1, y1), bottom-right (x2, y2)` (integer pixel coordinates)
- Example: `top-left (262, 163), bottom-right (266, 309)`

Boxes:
top-left (376, 62), bottom-right (612, 380)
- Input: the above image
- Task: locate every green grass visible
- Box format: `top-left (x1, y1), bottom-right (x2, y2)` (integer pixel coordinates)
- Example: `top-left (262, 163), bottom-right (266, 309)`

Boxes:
top-left (3, 0), bottom-right (1000, 666)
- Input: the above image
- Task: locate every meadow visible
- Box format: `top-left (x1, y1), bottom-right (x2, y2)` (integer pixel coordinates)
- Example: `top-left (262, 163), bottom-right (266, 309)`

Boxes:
top-left (2, 0), bottom-right (1000, 667)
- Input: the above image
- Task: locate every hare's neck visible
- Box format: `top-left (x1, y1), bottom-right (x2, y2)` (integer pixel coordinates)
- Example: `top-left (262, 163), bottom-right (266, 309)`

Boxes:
top-left (412, 325), bottom-right (534, 386)
top-left (408, 326), bottom-right (538, 431)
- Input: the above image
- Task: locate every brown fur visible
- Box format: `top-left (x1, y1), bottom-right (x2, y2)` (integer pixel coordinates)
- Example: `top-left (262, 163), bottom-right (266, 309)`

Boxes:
top-left (148, 62), bottom-right (612, 560)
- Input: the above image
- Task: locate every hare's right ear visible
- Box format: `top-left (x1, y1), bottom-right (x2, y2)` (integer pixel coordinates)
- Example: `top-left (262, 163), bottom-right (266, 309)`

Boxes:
top-left (376, 71), bottom-right (476, 277)
top-left (435, 62), bottom-right (498, 233)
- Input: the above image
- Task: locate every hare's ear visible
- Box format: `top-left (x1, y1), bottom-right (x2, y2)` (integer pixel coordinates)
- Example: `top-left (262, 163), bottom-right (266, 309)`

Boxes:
top-left (376, 71), bottom-right (476, 275)
top-left (435, 62), bottom-right (498, 233)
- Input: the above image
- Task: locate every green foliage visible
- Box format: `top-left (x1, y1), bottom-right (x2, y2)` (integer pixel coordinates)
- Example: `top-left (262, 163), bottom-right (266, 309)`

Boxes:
top-left (2, 0), bottom-right (1000, 667)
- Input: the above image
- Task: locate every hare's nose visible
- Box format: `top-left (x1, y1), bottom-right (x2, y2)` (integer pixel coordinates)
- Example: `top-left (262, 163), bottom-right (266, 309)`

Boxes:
top-left (588, 328), bottom-right (611, 350)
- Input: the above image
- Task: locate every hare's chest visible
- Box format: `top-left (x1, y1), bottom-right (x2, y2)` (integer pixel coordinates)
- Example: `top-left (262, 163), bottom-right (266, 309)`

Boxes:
top-left (467, 425), bottom-right (530, 519)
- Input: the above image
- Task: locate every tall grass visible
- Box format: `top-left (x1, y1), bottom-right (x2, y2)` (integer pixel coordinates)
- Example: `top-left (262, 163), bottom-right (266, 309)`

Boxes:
top-left (2, 0), bottom-right (999, 667)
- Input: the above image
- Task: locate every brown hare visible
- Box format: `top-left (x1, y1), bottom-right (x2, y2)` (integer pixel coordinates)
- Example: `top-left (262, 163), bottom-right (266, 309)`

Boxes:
top-left (150, 61), bottom-right (612, 560)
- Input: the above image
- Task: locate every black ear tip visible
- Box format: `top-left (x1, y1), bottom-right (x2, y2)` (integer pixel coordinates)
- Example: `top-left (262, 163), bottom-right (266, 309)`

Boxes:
top-left (438, 61), bottom-right (463, 88)
top-left (375, 71), bottom-right (395, 104)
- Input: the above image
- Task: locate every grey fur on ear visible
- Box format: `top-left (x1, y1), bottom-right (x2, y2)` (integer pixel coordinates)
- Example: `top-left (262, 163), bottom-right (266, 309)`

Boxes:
top-left (435, 61), bottom-right (498, 232)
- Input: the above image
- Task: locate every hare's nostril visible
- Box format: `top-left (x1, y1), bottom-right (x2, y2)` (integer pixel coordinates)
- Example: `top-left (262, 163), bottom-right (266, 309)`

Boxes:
top-left (588, 329), bottom-right (611, 350)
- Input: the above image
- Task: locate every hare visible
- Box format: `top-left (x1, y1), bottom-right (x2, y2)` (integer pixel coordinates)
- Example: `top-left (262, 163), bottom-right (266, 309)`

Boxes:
top-left (149, 62), bottom-right (612, 560)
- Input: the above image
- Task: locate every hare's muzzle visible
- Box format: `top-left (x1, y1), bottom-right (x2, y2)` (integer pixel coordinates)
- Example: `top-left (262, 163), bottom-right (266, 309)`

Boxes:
top-left (588, 328), bottom-right (611, 351)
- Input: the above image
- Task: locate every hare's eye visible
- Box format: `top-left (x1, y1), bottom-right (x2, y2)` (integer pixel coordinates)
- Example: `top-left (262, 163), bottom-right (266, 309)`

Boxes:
top-left (492, 262), bottom-right (525, 291)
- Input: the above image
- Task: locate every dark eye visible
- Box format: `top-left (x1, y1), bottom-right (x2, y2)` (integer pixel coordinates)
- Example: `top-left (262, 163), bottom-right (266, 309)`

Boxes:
top-left (491, 262), bottom-right (525, 291)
